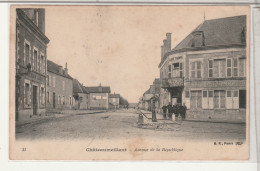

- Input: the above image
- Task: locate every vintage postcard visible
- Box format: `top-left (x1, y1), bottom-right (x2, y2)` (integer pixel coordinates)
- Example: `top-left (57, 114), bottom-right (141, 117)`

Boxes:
top-left (9, 5), bottom-right (250, 160)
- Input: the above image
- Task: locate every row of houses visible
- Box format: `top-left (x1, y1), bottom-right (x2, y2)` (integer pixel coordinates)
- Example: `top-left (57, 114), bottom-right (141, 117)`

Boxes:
top-left (15, 8), bottom-right (120, 121)
top-left (139, 15), bottom-right (247, 122)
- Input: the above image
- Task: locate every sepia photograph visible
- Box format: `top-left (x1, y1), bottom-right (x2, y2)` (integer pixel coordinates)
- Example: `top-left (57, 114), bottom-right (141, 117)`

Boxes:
top-left (9, 5), bottom-right (250, 160)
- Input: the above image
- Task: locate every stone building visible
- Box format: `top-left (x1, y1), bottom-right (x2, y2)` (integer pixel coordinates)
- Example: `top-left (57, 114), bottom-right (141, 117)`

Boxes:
top-left (15, 8), bottom-right (50, 121)
top-left (109, 93), bottom-right (120, 109)
top-left (46, 60), bottom-right (73, 111)
top-left (85, 85), bottom-right (111, 110)
top-left (72, 79), bottom-right (89, 110)
top-left (158, 15), bottom-right (247, 122)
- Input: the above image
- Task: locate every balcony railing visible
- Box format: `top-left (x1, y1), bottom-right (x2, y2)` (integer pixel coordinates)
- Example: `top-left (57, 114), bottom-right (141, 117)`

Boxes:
top-left (161, 77), bottom-right (184, 88)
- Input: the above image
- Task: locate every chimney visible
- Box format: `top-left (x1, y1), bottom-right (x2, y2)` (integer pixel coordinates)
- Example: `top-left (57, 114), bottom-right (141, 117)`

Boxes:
top-left (64, 62), bottom-right (68, 76)
top-left (166, 33), bottom-right (171, 52)
top-left (98, 83), bottom-right (102, 92)
top-left (161, 45), bottom-right (164, 59)
top-left (163, 39), bottom-right (167, 56)
top-left (58, 66), bottom-right (63, 74)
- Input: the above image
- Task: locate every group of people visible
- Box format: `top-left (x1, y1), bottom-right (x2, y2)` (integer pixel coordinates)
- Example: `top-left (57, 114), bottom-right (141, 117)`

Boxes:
top-left (162, 103), bottom-right (187, 120)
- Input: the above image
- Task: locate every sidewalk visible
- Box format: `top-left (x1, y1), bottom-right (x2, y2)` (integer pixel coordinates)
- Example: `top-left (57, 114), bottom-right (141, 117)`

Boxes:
top-left (16, 109), bottom-right (106, 127)
top-left (139, 110), bottom-right (245, 124)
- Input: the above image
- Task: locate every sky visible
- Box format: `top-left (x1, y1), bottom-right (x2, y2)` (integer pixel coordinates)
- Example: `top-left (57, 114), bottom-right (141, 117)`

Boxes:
top-left (45, 6), bottom-right (249, 103)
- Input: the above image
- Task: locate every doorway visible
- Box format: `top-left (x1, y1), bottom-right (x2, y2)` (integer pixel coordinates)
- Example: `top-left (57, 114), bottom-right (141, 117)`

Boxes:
top-left (53, 92), bottom-right (56, 108)
top-left (32, 85), bottom-right (38, 115)
top-left (239, 90), bottom-right (246, 108)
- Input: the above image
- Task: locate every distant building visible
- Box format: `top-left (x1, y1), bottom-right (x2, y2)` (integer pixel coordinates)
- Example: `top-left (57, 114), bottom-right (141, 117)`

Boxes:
top-left (85, 84), bottom-right (111, 110)
top-left (158, 15), bottom-right (247, 122)
top-left (72, 79), bottom-right (88, 110)
top-left (109, 93), bottom-right (120, 109)
top-left (15, 8), bottom-right (50, 121)
top-left (46, 60), bottom-right (73, 111)
top-left (140, 78), bottom-right (160, 111)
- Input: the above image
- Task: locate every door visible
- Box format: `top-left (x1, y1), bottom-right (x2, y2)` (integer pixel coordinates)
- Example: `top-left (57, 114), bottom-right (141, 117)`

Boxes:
top-left (32, 85), bottom-right (38, 115)
top-left (53, 92), bottom-right (56, 108)
top-left (239, 90), bottom-right (246, 108)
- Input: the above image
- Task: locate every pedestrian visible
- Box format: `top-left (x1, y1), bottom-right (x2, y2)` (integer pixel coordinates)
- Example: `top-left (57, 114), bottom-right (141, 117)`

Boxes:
top-left (162, 105), bottom-right (167, 119)
top-left (167, 102), bottom-right (173, 120)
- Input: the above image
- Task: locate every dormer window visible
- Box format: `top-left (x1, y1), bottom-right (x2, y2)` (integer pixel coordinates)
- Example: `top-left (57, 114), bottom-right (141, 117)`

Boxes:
top-left (191, 31), bottom-right (205, 47)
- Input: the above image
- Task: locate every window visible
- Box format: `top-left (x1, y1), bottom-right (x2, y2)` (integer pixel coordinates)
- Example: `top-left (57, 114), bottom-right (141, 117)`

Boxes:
top-left (213, 59), bottom-right (226, 78)
top-left (33, 49), bottom-right (38, 71)
top-left (227, 58), bottom-right (232, 77)
top-left (58, 96), bottom-right (60, 105)
top-left (25, 83), bottom-right (30, 106)
top-left (69, 97), bottom-right (72, 105)
top-left (233, 58), bottom-right (238, 77)
top-left (63, 96), bottom-right (65, 104)
top-left (190, 90), bottom-right (202, 108)
top-left (168, 65), bottom-right (172, 78)
top-left (234, 90), bottom-right (238, 97)
top-left (48, 75), bottom-right (52, 86)
top-left (239, 58), bottom-right (246, 77)
top-left (62, 81), bottom-right (65, 91)
top-left (208, 60), bottom-right (213, 78)
top-left (214, 90), bottom-right (226, 108)
top-left (227, 90), bottom-right (232, 97)
top-left (25, 43), bottom-right (30, 65)
top-left (180, 63), bottom-right (183, 77)
top-left (47, 91), bottom-right (49, 103)
top-left (41, 55), bottom-right (45, 74)
top-left (53, 77), bottom-right (55, 87)
top-left (203, 91), bottom-right (207, 98)
top-left (47, 75), bottom-right (49, 86)
top-left (172, 63), bottom-right (182, 77)
top-left (190, 61), bottom-right (202, 78)
top-left (41, 87), bottom-right (45, 105)
top-left (185, 91), bottom-right (189, 98)
top-left (208, 91), bottom-right (213, 98)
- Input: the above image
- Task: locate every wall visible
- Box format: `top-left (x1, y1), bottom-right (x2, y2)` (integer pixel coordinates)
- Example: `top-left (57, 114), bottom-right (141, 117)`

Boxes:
top-left (16, 12), bottom-right (47, 121)
top-left (89, 93), bottom-right (109, 110)
top-left (46, 71), bottom-right (73, 110)
top-left (109, 97), bottom-right (119, 109)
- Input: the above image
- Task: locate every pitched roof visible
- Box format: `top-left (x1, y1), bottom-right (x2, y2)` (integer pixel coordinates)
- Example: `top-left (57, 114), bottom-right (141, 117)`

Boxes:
top-left (159, 15), bottom-right (246, 67)
top-left (84, 86), bottom-right (111, 93)
top-left (47, 60), bottom-right (73, 79)
top-left (73, 79), bottom-right (87, 93)
top-left (109, 94), bottom-right (120, 98)
top-left (174, 15), bottom-right (246, 51)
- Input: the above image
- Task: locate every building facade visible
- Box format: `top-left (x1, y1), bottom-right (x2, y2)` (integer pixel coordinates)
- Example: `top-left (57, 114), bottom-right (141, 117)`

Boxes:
top-left (15, 8), bottom-right (50, 121)
top-left (72, 79), bottom-right (88, 110)
top-left (46, 60), bottom-right (73, 111)
top-left (85, 85), bottom-right (111, 110)
top-left (158, 15), bottom-right (247, 122)
top-left (109, 93), bottom-right (120, 109)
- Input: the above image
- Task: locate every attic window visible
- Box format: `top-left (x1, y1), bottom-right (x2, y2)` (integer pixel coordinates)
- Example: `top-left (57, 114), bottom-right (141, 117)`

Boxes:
top-left (191, 31), bottom-right (205, 47)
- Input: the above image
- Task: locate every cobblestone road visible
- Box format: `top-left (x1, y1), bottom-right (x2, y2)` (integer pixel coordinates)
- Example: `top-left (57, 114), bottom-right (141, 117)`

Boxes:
top-left (16, 109), bottom-right (246, 141)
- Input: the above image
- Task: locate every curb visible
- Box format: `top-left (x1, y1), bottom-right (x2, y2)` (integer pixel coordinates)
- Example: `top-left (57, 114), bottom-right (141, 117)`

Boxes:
top-left (16, 110), bottom-right (107, 127)
top-left (184, 119), bottom-right (245, 124)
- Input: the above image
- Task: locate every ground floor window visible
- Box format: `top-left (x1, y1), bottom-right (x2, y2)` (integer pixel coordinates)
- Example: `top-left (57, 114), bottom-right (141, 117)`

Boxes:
top-left (190, 90), bottom-right (202, 108)
top-left (24, 83), bottom-right (30, 107)
top-left (214, 90), bottom-right (225, 109)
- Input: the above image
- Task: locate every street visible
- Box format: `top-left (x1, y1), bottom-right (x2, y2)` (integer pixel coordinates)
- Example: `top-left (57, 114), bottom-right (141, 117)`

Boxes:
top-left (16, 109), bottom-right (246, 141)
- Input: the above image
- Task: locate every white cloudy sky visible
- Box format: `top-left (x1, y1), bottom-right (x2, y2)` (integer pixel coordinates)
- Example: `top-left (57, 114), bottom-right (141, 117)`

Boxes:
top-left (45, 6), bottom-right (249, 103)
